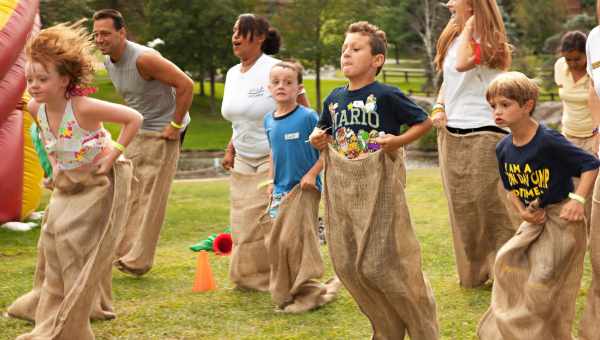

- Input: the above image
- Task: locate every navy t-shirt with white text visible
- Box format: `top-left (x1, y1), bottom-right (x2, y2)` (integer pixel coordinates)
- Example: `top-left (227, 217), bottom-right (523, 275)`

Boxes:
top-left (496, 124), bottom-right (600, 207)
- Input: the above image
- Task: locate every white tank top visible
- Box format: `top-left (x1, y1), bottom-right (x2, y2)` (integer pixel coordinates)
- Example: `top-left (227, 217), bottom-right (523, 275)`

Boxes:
top-left (442, 37), bottom-right (504, 129)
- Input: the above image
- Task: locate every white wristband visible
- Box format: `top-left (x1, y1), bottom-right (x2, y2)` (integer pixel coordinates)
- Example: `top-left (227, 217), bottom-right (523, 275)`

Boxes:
top-left (568, 192), bottom-right (586, 204)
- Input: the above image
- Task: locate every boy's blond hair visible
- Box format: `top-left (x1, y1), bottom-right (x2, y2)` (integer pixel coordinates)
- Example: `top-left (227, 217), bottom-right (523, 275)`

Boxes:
top-left (486, 72), bottom-right (539, 115)
top-left (272, 60), bottom-right (304, 84)
top-left (346, 21), bottom-right (387, 75)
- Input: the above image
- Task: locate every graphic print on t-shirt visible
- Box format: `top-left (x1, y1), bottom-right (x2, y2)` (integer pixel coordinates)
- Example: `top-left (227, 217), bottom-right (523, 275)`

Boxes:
top-left (328, 94), bottom-right (383, 159)
top-left (502, 162), bottom-right (550, 205)
top-left (328, 94), bottom-right (379, 132)
top-left (248, 86), bottom-right (266, 98)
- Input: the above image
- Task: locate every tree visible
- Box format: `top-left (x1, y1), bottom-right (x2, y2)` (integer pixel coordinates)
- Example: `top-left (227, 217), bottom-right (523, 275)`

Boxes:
top-left (146, 0), bottom-right (255, 113)
top-left (273, 0), bottom-right (377, 112)
top-left (402, 0), bottom-right (449, 91)
top-left (512, 0), bottom-right (568, 53)
top-left (38, 0), bottom-right (148, 42)
top-left (39, 0), bottom-right (92, 27)
top-left (376, 0), bottom-right (420, 65)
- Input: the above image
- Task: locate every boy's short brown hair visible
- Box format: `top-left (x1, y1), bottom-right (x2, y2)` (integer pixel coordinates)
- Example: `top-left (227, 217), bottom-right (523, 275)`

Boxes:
top-left (272, 60), bottom-right (304, 84)
top-left (486, 72), bottom-right (539, 115)
top-left (346, 21), bottom-right (387, 75)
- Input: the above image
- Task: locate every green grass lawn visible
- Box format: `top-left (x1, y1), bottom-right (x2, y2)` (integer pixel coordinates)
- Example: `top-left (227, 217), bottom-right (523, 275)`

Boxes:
top-left (0, 169), bottom-right (593, 339)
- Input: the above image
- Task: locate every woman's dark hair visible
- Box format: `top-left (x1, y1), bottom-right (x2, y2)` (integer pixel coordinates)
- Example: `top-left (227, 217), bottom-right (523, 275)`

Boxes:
top-left (559, 31), bottom-right (587, 54)
top-left (237, 13), bottom-right (281, 55)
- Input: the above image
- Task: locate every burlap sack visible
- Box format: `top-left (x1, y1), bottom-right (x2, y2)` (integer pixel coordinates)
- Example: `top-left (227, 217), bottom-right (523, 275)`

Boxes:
top-left (229, 169), bottom-right (272, 291)
top-left (7, 212), bottom-right (116, 322)
top-left (438, 128), bottom-right (519, 288)
top-left (579, 175), bottom-right (600, 340)
top-left (564, 133), bottom-right (596, 239)
top-left (15, 160), bottom-right (132, 340)
top-left (477, 202), bottom-right (586, 340)
top-left (323, 146), bottom-right (439, 340)
top-left (114, 131), bottom-right (179, 276)
top-left (266, 185), bottom-right (340, 313)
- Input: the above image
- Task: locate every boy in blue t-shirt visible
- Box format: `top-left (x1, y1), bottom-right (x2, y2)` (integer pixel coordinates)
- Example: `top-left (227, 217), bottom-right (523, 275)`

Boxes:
top-left (263, 61), bottom-right (341, 313)
top-left (263, 61), bottom-right (322, 218)
top-left (477, 72), bottom-right (600, 339)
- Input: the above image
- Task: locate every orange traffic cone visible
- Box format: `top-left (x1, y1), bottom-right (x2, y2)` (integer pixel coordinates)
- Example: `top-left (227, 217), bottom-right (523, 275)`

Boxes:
top-left (192, 251), bottom-right (216, 292)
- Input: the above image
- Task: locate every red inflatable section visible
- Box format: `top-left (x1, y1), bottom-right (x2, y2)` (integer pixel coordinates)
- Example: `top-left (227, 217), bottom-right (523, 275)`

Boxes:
top-left (0, 0), bottom-right (40, 223)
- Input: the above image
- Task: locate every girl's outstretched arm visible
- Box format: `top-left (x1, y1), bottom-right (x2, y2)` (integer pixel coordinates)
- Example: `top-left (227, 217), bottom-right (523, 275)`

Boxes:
top-left (75, 97), bottom-right (143, 173)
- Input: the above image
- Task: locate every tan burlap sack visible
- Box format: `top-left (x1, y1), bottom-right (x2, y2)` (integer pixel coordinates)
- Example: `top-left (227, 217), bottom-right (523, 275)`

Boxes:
top-left (16, 160), bottom-right (132, 340)
top-left (7, 210), bottom-right (48, 322)
top-left (229, 169), bottom-right (272, 291)
top-left (323, 146), bottom-right (439, 340)
top-left (438, 128), bottom-right (519, 288)
top-left (565, 134), bottom-right (595, 239)
top-left (114, 131), bottom-right (179, 276)
top-left (7, 212), bottom-right (116, 322)
top-left (266, 185), bottom-right (340, 313)
top-left (579, 175), bottom-right (600, 340)
top-left (477, 202), bottom-right (586, 340)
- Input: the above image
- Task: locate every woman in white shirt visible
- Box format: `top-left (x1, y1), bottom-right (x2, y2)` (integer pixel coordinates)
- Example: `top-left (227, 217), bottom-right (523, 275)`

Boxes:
top-left (221, 13), bottom-right (308, 172)
top-left (431, 0), bottom-right (516, 289)
top-left (220, 13), bottom-right (308, 291)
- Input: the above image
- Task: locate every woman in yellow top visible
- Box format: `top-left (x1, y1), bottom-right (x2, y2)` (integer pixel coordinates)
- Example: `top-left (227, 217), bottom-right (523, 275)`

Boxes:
top-left (555, 31), bottom-right (596, 153)
top-left (554, 30), bottom-right (597, 237)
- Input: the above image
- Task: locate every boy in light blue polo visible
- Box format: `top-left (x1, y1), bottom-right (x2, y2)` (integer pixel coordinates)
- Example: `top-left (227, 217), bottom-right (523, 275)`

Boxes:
top-left (263, 61), bottom-right (322, 218)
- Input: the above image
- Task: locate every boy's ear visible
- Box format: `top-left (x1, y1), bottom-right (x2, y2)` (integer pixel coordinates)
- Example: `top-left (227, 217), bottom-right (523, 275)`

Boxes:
top-left (524, 99), bottom-right (535, 115)
top-left (297, 83), bottom-right (305, 95)
top-left (373, 54), bottom-right (385, 70)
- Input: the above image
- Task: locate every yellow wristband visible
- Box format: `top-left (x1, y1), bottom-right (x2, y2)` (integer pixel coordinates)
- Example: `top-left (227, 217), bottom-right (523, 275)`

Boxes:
top-left (170, 121), bottom-right (184, 129)
top-left (257, 179), bottom-right (274, 189)
top-left (568, 192), bottom-right (586, 204)
top-left (111, 140), bottom-right (125, 152)
top-left (431, 108), bottom-right (445, 115)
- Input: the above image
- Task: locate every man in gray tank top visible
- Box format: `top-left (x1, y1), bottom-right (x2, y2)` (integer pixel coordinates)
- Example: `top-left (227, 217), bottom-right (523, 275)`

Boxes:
top-left (93, 9), bottom-right (194, 277)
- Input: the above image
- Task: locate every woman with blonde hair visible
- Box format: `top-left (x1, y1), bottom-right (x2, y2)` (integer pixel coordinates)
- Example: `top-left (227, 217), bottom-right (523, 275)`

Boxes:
top-left (11, 21), bottom-right (142, 340)
top-left (432, 0), bottom-right (517, 288)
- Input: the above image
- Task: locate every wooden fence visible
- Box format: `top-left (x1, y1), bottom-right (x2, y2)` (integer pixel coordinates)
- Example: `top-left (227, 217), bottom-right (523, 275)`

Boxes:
top-left (381, 68), bottom-right (559, 101)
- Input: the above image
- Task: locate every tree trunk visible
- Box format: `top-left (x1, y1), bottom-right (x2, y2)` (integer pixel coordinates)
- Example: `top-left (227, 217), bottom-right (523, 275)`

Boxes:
top-left (315, 18), bottom-right (322, 113)
top-left (394, 42), bottom-right (400, 64)
top-left (411, 0), bottom-right (441, 92)
top-left (209, 66), bottom-right (216, 114)
top-left (199, 70), bottom-right (206, 97)
top-left (316, 57), bottom-right (321, 114)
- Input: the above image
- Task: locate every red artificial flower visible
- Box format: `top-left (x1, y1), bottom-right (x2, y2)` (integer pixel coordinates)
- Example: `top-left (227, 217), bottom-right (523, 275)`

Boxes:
top-left (213, 233), bottom-right (233, 256)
